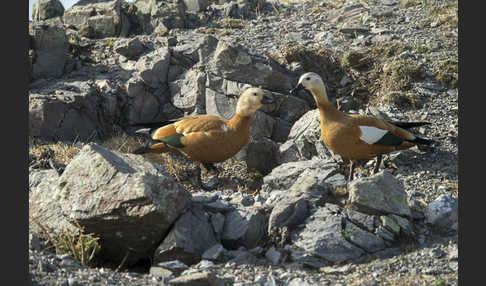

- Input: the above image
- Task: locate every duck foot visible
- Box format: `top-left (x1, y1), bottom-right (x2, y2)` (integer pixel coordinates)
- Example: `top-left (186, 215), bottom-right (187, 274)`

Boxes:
top-left (372, 154), bottom-right (382, 174)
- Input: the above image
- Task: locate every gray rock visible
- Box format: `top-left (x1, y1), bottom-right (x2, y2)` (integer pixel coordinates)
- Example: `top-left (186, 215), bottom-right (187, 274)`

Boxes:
top-left (268, 196), bottom-right (309, 234)
top-left (149, 266), bottom-right (173, 278)
top-left (265, 247), bottom-right (281, 265)
top-left (273, 94), bottom-right (311, 124)
top-left (125, 78), bottom-right (179, 124)
top-left (154, 206), bottom-right (219, 266)
top-left (343, 208), bottom-right (376, 233)
top-left (288, 278), bottom-right (312, 286)
top-left (424, 194), bottom-right (458, 233)
top-left (29, 81), bottom-right (109, 141)
top-left (240, 196), bottom-right (254, 207)
top-left (380, 215), bottom-right (401, 235)
top-left (32, 0), bottom-right (65, 21)
top-left (343, 220), bottom-right (386, 253)
top-left (30, 21), bottom-right (69, 80)
top-left (262, 156), bottom-right (345, 195)
top-left (114, 37), bottom-right (146, 60)
top-left (242, 136), bottom-right (279, 175)
top-left (210, 212), bottom-right (225, 239)
top-left (348, 171), bottom-right (412, 217)
top-left (202, 244), bottom-right (225, 261)
top-left (203, 200), bottom-right (234, 213)
top-left (374, 226), bottom-right (395, 242)
top-left (156, 260), bottom-right (189, 275)
top-left (63, 0), bottom-right (131, 38)
top-left (222, 208), bottom-right (266, 250)
top-left (388, 214), bottom-right (413, 236)
top-left (277, 109), bottom-right (335, 164)
top-left (293, 205), bottom-right (365, 263)
top-left (135, 47), bottom-right (171, 88)
top-left (168, 271), bottom-right (225, 286)
top-left (56, 143), bottom-right (191, 265)
top-left (29, 233), bottom-right (43, 251)
top-left (207, 41), bottom-right (293, 93)
top-left (264, 274), bottom-right (277, 286)
top-left (183, 0), bottom-right (209, 12)
top-left (205, 76), bottom-right (251, 120)
top-left (29, 169), bottom-right (78, 235)
top-left (169, 69), bottom-right (207, 114)
top-left (132, 0), bottom-right (186, 34)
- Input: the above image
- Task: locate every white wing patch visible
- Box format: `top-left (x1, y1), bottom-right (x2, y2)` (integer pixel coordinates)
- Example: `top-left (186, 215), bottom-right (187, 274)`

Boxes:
top-left (359, 126), bottom-right (388, 144)
top-left (221, 124), bottom-right (228, 132)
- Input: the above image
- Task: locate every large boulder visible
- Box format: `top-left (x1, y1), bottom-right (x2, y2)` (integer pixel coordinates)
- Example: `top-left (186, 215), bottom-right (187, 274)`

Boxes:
top-left (55, 144), bottom-right (192, 265)
top-left (32, 0), bottom-right (65, 22)
top-left (348, 171), bottom-right (412, 218)
top-left (29, 169), bottom-right (78, 236)
top-left (30, 21), bottom-right (69, 80)
top-left (63, 0), bottom-right (131, 39)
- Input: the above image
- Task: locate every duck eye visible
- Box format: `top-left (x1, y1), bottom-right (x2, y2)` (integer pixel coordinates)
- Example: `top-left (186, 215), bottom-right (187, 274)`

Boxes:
top-left (306, 77), bottom-right (311, 81)
top-left (253, 92), bottom-right (257, 96)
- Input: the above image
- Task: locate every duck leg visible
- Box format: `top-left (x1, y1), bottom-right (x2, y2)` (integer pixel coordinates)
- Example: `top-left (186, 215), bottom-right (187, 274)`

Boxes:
top-left (347, 160), bottom-right (355, 184)
top-left (372, 154), bottom-right (382, 174)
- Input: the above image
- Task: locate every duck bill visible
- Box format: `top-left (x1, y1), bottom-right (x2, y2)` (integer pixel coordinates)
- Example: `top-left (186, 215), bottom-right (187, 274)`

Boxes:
top-left (289, 83), bottom-right (304, 95)
top-left (261, 94), bottom-right (274, 104)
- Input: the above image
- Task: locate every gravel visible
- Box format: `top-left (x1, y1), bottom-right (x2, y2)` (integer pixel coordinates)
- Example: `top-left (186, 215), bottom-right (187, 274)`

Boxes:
top-left (29, 0), bottom-right (458, 285)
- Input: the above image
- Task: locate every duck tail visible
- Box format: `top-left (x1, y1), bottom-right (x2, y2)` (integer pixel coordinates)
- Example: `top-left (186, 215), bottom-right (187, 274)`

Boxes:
top-left (391, 121), bottom-right (431, 129)
top-left (410, 136), bottom-right (437, 146)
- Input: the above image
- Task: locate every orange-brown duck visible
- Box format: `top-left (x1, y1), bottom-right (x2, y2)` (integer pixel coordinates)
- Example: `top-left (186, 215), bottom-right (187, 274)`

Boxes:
top-left (290, 72), bottom-right (434, 183)
top-left (133, 87), bottom-right (274, 190)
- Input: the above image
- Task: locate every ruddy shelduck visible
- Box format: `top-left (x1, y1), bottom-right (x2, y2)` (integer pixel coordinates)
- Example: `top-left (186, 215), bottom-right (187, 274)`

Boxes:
top-left (133, 87), bottom-right (274, 190)
top-left (290, 72), bottom-right (434, 183)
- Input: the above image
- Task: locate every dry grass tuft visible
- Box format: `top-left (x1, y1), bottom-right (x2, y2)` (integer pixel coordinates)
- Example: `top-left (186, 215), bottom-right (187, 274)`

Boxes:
top-left (98, 133), bottom-right (145, 154)
top-left (433, 57), bottom-right (458, 88)
top-left (380, 59), bottom-right (422, 93)
top-left (34, 219), bottom-right (101, 265)
top-left (220, 18), bottom-right (247, 29)
top-left (29, 138), bottom-right (81, 165)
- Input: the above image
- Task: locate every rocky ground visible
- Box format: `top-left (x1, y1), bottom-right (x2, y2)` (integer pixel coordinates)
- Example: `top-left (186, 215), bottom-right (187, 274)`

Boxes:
top-left (29, 0), bottom-right (458, 285)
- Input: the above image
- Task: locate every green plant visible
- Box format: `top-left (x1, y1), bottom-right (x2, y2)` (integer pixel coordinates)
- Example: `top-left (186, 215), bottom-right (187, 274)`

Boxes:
top-left (342, 230), bottom-right (352, 241)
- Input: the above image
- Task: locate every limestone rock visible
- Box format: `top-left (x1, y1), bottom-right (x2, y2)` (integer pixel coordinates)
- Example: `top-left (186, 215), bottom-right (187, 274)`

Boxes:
top-left (293, 205), bottom-right (365, 263)
top-left (221, 208), bottom-right (266, 250)
top-left (424, 194), bottom-right (458, 233)
top-left (56, 143), bottom-right (191, 265)
top-left (348, 171), bottom-right (412, 217)
top-left (32, 0), bottom-right (65, 22)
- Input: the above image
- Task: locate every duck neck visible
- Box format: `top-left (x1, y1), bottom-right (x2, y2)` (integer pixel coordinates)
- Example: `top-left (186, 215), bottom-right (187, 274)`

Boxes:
top-left (309, 88), bottom-right (341, 124)
top-left (229, 113), bottom-right (252, 133)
